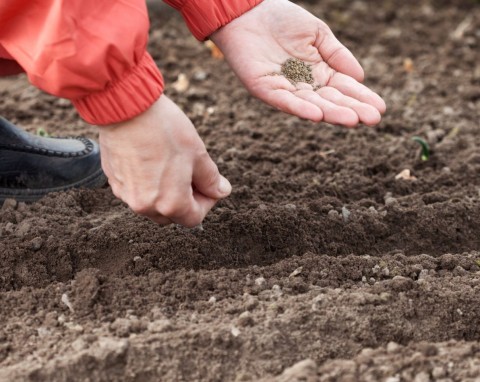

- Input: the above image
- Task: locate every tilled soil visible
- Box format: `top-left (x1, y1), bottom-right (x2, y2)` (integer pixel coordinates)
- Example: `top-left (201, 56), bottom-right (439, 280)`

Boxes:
top-left (1, 0), bottom-right (480, 381)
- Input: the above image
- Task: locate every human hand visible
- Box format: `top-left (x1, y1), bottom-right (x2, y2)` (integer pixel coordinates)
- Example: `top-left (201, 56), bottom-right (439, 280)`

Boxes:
top-left (99, 95), bottom-right (231, 227)
top-left (211, 0), bottom-right (386, 127)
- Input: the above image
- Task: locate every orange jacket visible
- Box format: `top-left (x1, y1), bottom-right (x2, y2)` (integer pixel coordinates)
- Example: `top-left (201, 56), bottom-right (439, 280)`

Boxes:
top-left (0, 0), bottom-right (262, 125)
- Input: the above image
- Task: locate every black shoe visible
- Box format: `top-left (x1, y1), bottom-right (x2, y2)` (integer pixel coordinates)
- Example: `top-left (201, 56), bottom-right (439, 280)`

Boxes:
top-left (0, 117), bottom-right (106, 203)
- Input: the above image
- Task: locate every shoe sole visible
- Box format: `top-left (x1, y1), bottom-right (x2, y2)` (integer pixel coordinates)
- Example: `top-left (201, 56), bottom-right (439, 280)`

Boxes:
top-left (0, 168), bottom-right (107, 203)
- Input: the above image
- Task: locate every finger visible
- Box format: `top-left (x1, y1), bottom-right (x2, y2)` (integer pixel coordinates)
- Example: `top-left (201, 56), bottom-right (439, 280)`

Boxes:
top-left (171, 192), bottom-right (217, 228)
top-left (271, 89), bottom-right (324, 122)
top-left (192, 152), bottom-right (231, 200)
top-left (317, 87), bottom-right (382, 126)
top-left (294, 89), bottom-right (359, 127)
top-left (316, 27), bottom-right (364, 82)
top-left (193, 191), bottom-right (218, 219)
top-left (253, 76), bottom-right (323, 122)
top-left (265, 89), bottom-right (323, 122)
top-left (328, 72), bottom-right (387, 113)
top-left (146, 214), bottom-right (173, 226)
top-left (156, 187), bottom-right (217, 228)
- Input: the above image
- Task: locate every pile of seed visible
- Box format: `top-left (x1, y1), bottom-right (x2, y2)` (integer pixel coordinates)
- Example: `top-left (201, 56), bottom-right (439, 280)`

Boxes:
top-left (281, 58), bottom-right (314, 85)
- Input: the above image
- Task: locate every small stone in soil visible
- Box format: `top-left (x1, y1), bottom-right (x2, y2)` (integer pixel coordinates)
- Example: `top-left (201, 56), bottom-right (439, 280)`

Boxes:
top-left (281, 58), bottom-right (314, 85)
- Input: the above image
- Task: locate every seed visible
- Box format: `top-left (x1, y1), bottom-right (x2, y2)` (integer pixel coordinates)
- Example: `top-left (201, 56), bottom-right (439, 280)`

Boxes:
top-left (281, 58), bottom-right (314, 85)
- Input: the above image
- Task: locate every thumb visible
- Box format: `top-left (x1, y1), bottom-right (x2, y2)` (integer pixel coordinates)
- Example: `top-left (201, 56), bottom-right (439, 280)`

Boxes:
top-left (192, 153), bottom-right (232, 200)
top-left (316, 29), bottom-right (365, 83)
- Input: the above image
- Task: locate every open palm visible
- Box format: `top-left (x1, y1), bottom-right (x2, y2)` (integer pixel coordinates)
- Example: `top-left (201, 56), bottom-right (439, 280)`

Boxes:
top-left (212, 0), bottom-right (386, 127)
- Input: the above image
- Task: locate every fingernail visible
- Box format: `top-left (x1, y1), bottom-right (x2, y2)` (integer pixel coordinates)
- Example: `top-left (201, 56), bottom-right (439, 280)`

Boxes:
top-left (218, 176), bottom-right (232, 195)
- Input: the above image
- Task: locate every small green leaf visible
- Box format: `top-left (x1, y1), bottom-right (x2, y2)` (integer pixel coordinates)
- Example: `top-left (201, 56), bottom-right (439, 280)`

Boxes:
top-left (36, 127), bottom-right (49, 137)
top-left (412, 136), bottom-right (430, 161)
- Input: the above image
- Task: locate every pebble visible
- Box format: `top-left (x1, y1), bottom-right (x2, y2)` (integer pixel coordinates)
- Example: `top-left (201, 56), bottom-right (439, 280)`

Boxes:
top-left (418, 269), bottom-right (429, 280)
top-left (341, 206), bottom-right (351, 221)
top-left (387, 341), bottom-right (401, 353)
top-left (289, 267), bottom-right (303, 278)
top-left (385, 196), bottom-right (399, 207)
top-left (271, 284), bottom-right (283, 298)
top-left (193, 71), bottom-right (207, 81)
top-left (254, 277), bottom-right (266, 287)
top-left (61, 293), bottom-right (74, 313)
top-left (231, 327), bottom-right (240, 337)
top-left (237, 311), bottom-right (254, 327)
top-left (57, 314), bottom-right (67, 324)
top-left (385, 377), bottom-right (400, 382)
top-left (4, 222), bottom-right (15, 234)
top-left (30, 237), bottom-right (43, 251)
top-left (65, 323), bottom-right (84, 333)
top-left (208, 296), bottom-right (217, 304)
top-left (328, 209), bottom-right (339, 219)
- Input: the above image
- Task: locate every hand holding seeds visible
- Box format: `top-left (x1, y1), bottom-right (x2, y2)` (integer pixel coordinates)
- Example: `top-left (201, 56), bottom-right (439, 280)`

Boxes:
top-left (212, 0), bottom-right (386, 127)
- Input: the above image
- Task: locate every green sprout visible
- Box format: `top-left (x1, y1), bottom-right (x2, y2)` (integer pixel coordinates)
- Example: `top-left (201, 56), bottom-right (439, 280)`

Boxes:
top-left (36, 127), bottom-right (49, 137)
top-left (412, 136), bottom-right (430, 161)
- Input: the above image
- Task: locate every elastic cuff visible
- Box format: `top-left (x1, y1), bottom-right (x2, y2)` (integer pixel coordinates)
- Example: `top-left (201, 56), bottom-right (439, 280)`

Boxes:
top-left (176, 0), bottom-right (263, 41)
top-left (72, 52), bottom-right (164, 126)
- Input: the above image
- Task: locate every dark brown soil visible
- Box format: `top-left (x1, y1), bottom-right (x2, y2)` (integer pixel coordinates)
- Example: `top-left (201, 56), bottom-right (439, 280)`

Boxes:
top-left (1, 0), bottom-right (479, 380)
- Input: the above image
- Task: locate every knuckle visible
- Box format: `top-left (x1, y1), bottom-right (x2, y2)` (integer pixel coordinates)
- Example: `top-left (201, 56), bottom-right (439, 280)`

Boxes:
top-left (156, 196), bottom-right (190, 218)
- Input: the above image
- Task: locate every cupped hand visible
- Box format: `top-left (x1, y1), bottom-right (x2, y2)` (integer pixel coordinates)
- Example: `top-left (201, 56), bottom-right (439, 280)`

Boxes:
top-left (99, 95), bottom-right (231, 227)
top-left (212, 0), bottom-right (386, 127)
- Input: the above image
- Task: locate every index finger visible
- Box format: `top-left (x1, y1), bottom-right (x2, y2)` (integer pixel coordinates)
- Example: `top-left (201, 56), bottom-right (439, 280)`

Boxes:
top-left (327, 72), bottom-right (387, 113)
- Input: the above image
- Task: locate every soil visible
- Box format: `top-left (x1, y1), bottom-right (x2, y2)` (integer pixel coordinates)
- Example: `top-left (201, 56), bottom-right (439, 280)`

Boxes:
top-left (0, 0), bottom-right (479, 381)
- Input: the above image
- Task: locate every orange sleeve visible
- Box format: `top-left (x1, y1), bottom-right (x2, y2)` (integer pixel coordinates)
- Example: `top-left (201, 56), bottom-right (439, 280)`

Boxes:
top-left (164, 0), bottom-right (264, 41)
top-left (0, 0), bottom-right (164, 125)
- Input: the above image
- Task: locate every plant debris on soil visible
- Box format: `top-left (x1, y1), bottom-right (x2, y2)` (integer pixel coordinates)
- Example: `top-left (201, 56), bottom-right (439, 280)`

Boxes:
top-left (0, 0), bottom-right (480, 381)
top-left (281, 58), bottom-right (314, 85)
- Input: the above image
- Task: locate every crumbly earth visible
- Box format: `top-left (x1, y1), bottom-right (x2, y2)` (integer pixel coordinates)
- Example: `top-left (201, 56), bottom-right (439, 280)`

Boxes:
top-left (0, 0), bottom-right (479, 381)
top-left (281, 58), bottom-right (314, 85)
